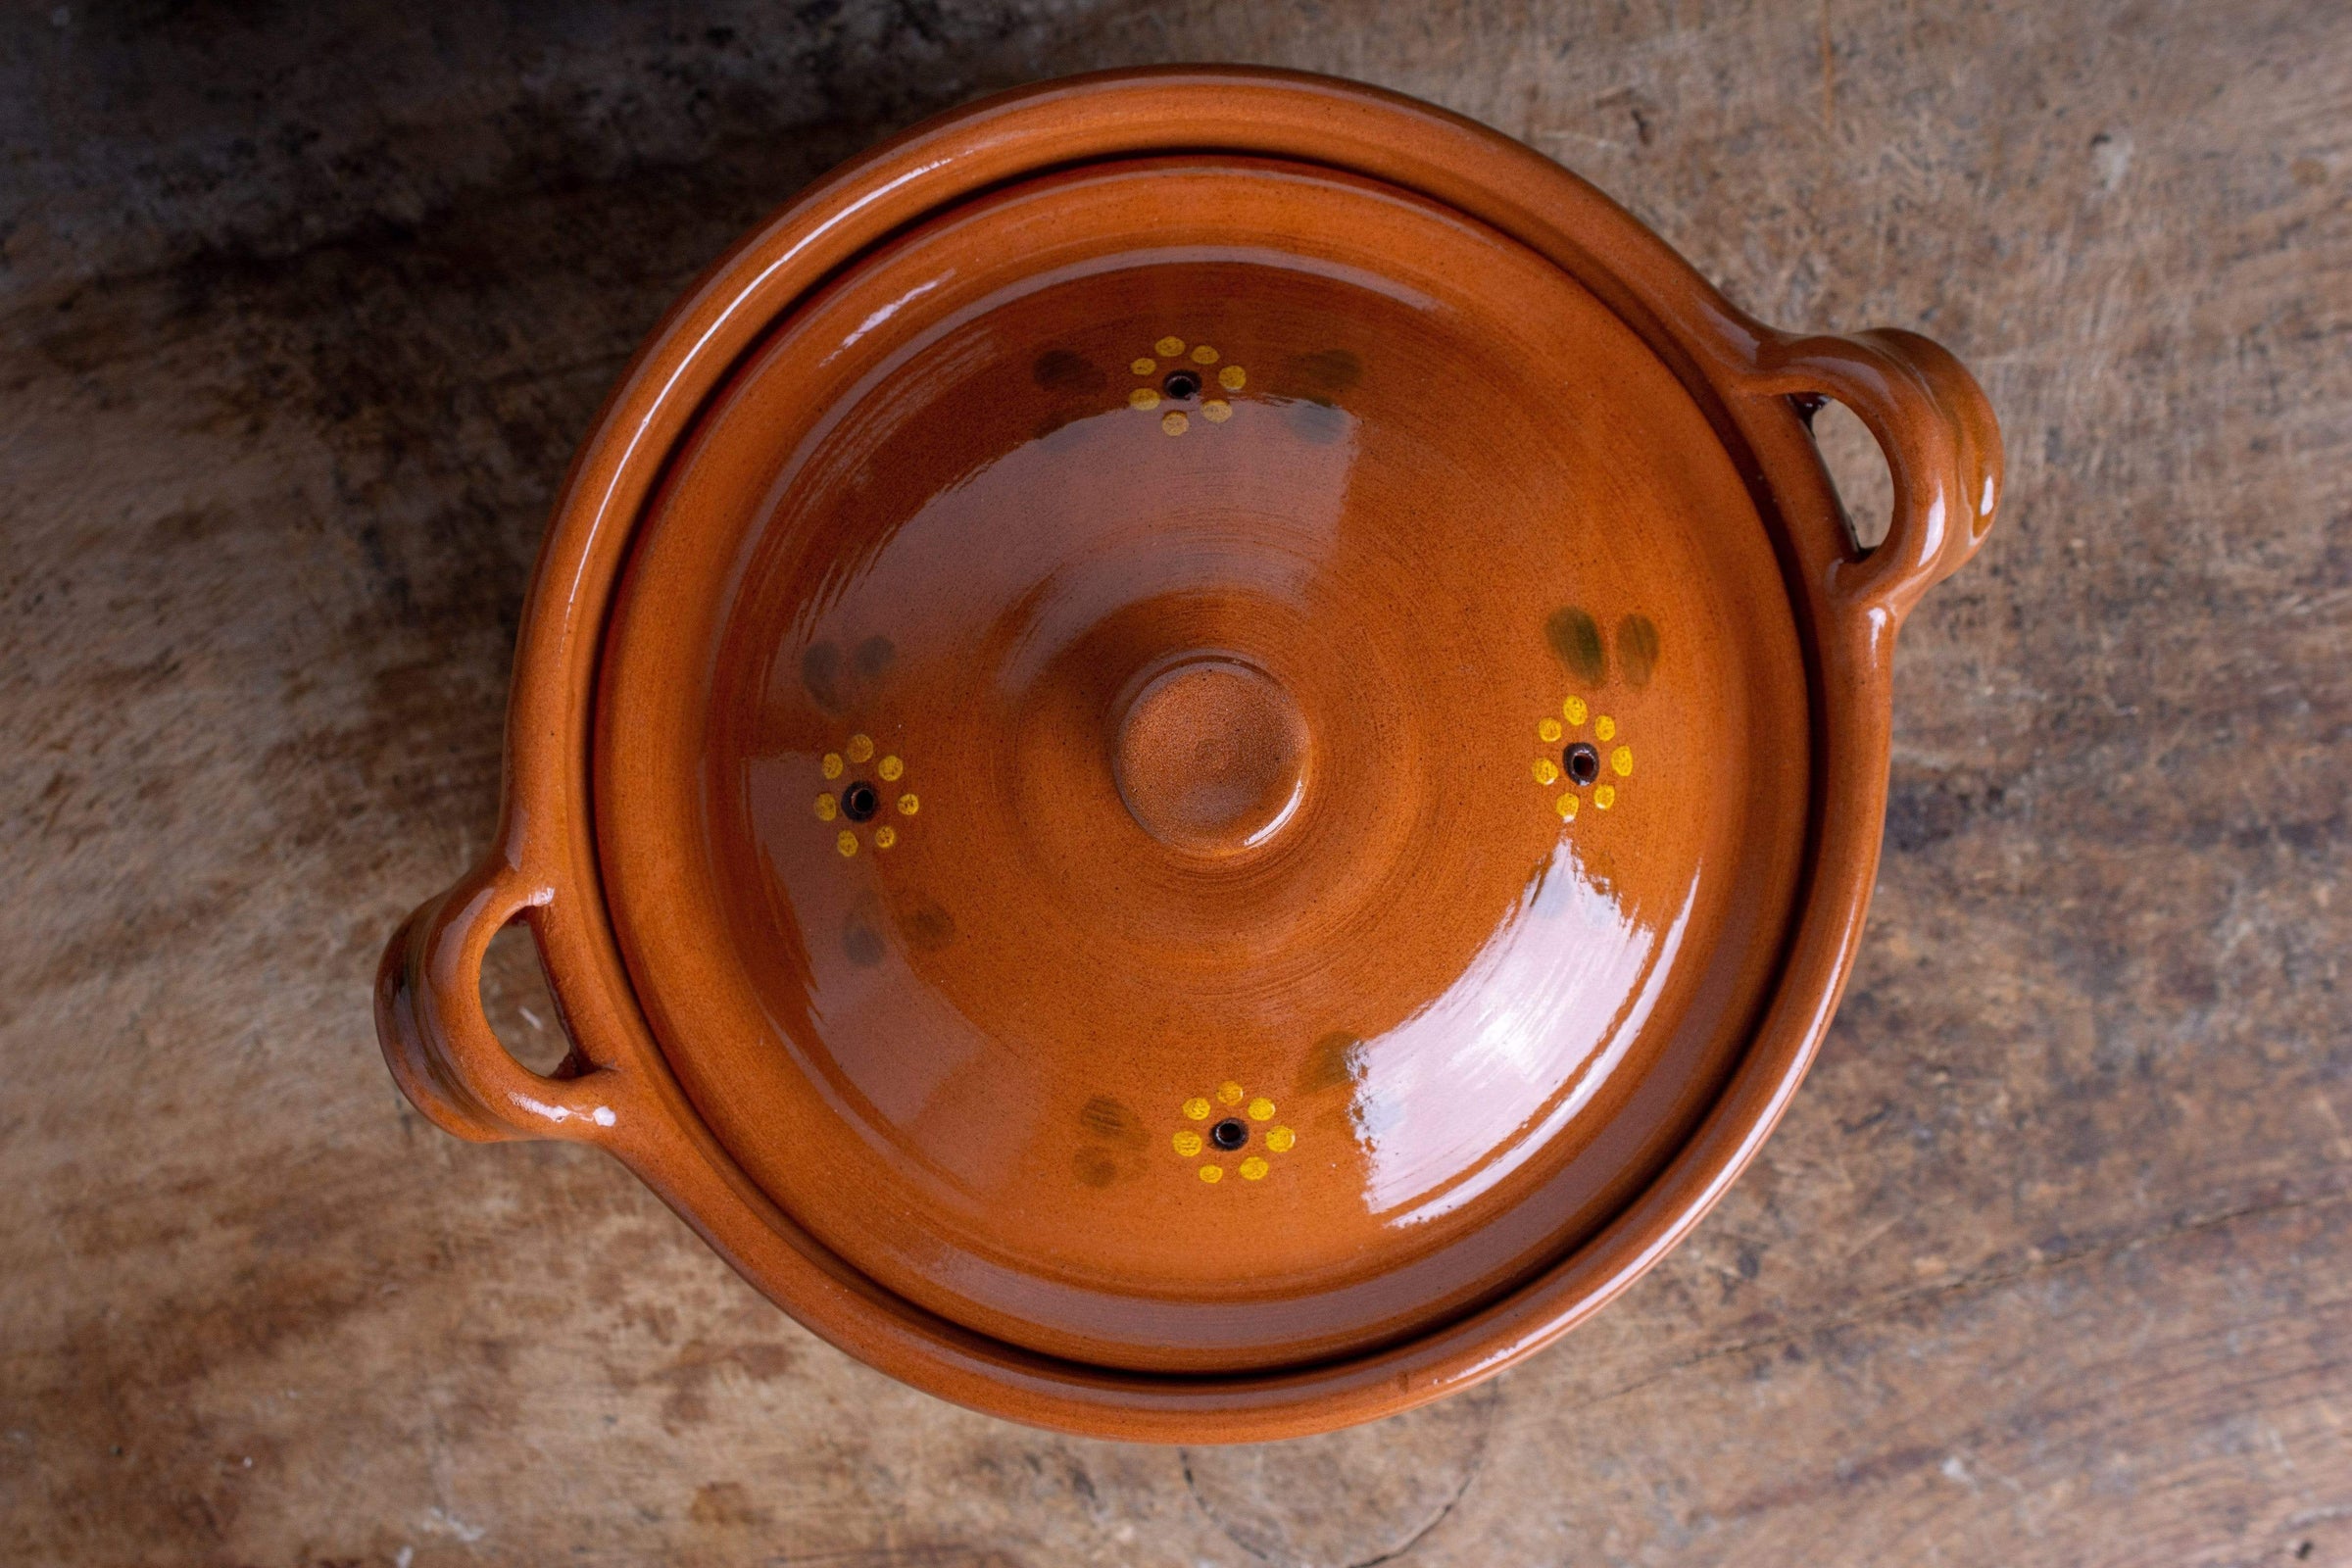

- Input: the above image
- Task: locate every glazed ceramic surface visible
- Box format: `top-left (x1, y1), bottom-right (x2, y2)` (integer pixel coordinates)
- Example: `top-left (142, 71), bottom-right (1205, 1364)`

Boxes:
top-left (378, 67), bottom-right (1999, 1440)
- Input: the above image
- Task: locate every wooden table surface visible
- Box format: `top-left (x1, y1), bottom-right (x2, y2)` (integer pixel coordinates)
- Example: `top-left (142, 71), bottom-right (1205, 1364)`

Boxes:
top-left (5, 3), bottom-right (2347, 1563)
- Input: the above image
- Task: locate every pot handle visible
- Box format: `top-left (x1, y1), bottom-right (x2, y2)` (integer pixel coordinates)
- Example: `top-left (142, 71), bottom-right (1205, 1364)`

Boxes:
top-left (1747, 327), bottom-right (2003, 622)
top-left (375, 856), bottom-right (621, 1144)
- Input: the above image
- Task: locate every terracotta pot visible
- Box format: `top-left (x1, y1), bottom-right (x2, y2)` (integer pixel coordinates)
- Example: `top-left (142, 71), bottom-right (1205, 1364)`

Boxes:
top-left (376, 66), bottom-right (2000, 1442)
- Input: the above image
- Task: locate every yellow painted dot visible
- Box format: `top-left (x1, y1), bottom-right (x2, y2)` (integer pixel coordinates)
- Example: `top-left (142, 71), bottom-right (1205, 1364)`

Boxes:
top-left (1218, 364), bottom-right (1247, 391)
top-left (1200, 399), bottom-right (1232, 422)
top-left (1155, 336), bottom-right (1186, 358)
top-left (1183, 1097), bottom-right (1210, 1121)
top-left (1565, 697), bottom-right (1590, 726)
top-left (1191, 344), bottom-right (1219, 365)
top-left (821, 752), bottom-right (844, 779)
top-left (897, 793), bottom-right (919, 815)
top-left (1199, 1163), bottom-right (1223, 1184)
top-left (1131, 357), bottom-right (1156, 375)
top-left (1556, 792), bottom-right (1580, 820)
top-left (1172, 1130), bottom-right (1202, 1157)
top-left (1217, 1081), bottom-right (1244, 1106)
top-left (878, 755), bottom-right (904, 781)
top-left (1247, 1097), bottom-right (1275, 1122)
top-left (1533, 758), bottom-right (1560, 786)
top-left (1129, 387), bottom-right (1160, 411)
top-left (873, 825), bottom-right (898, 850)
top-left (1611, 745), bottom-right (1634, 777)
top-left (1593, 785), bottom-right (1616, 810)
top-left (1266, 1125), bottom-right (1296, 1152)
top-left (847, 733), bottom-right (874, 763)
top-left (1239, 1156), bottom-right (1269, 1181)
top-left (836, 830), bottom-right (858, 857)
top-left (1161, 411), bottom-right (1189, 436)
top-left (814, 793), bottom-right (838, 821)
top-left (1594, 715), bottom-right (1616, 742)
top-left (1538, 716), bottom-right (1563, 744)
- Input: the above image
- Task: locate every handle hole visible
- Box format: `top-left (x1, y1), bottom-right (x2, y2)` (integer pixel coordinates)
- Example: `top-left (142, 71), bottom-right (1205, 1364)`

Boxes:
top-left (1803, 395), bottom-right (1895, 554)
top-left (479, 916), bottom-right (577, 1077)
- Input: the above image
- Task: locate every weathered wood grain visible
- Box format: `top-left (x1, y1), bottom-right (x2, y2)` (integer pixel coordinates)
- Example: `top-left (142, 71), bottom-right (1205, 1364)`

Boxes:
top-left (2, 2), bottom-right (2346, 1563)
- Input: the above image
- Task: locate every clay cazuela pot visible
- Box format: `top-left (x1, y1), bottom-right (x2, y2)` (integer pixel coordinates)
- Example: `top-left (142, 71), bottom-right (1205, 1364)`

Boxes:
top-left (376, 66), bottom-right (2002, 1442)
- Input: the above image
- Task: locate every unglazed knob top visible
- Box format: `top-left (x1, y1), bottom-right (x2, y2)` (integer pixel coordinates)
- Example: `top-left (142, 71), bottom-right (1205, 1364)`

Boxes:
top-left (1111, 657), bottom-right (1309, 856)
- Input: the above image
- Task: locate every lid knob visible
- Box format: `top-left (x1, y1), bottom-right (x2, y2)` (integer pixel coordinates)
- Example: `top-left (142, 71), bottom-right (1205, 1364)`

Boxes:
top-left (1111, 657), bottom-right (1309, 857)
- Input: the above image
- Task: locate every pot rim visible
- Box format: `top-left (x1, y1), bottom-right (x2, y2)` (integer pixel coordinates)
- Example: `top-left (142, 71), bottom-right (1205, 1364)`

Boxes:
top-left (375, 64), bottom-right (2000, 1443)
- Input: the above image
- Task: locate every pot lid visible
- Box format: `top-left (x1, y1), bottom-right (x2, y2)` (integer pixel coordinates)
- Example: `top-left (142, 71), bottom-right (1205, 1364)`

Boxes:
top-left (594, 154), bottom-right (1811, 1373)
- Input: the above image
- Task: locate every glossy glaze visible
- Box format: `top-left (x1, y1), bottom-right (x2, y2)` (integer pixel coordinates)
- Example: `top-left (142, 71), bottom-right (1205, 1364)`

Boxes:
top-left (595, 158), bottom-right (1809, 1371)
top-left (376, 68), bottom-right (1999, 1439)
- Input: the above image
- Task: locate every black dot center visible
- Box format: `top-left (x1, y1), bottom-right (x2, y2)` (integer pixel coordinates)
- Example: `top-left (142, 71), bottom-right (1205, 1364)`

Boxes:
top-left (1162, 369), bottom-right (1201, 400)
top-left (1564, 743), bottom-right (1601, 785)
top-left (842, 781), bottom-right (880, 821)
top-left (1209, 1117), bottom-right (1249, 1152)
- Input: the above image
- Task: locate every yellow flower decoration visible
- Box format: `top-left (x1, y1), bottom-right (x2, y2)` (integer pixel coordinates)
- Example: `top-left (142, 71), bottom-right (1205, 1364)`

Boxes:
top-left (1130, 336), bottom-right (1246, 435)
top-left (1534, 696), bottom-right (1634, 823)
top-left (814, 732), bottom-right (918, 856)
top-left (1170, 1080), bottom-right (1296, 1185)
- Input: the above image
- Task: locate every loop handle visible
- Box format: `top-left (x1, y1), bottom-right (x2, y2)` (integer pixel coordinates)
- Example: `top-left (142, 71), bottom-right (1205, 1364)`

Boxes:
top-left (1750, 326), bottom-right (2003, 623)
top-left (374, 857), bottom-right (622, 1144)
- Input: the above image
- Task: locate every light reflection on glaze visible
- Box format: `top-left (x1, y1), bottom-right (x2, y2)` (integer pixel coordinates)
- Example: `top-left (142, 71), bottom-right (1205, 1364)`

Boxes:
top-left (835, 276), bottom-right (947, 361)
top-left (1236, 770), bottom-right (1307, 850)
top-left (1346, 836), bottom-right (1693, 1224)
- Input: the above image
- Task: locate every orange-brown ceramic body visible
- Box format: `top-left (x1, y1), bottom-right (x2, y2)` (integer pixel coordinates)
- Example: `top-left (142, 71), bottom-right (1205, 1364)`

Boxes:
top-left (375, 67), bottom-right (2001, 1441)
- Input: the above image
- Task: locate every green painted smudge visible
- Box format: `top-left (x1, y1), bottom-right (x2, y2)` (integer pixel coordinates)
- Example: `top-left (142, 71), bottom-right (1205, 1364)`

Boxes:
top-left (1545, 607), bottom-right (1606, 681)
top-left (1617, 614), bottom-right (1660, 687)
